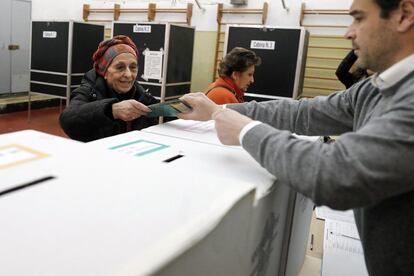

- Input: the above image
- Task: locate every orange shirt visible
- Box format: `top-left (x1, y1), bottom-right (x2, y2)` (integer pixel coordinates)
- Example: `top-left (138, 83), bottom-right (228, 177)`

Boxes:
top-left (205, 77), bottom-right (244, 105)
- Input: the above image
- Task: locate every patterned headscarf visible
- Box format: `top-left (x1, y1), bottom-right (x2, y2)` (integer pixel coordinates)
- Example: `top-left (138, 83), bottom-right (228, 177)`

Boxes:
top-left (92, 35), bottom-right (138, 77)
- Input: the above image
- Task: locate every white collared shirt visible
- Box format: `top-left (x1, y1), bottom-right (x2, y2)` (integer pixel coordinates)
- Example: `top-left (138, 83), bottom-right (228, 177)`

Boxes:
top-left (371, 53), bottom-right (414, 89)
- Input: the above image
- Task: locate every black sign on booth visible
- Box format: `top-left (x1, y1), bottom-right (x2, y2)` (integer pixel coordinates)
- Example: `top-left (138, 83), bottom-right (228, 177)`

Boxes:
top-left (225, 26), bottom-right (309, 102)
top-left (30, 21), bottom-right (104, 100)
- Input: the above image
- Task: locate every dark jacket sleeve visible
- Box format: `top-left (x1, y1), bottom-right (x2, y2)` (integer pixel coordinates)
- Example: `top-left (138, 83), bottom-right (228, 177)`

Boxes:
top-left (132, 84), bottom-right (159, 130)
top-left (59, 80), bottom-right (120, 142)
top-left (335, 50), bottom-right (358, 89)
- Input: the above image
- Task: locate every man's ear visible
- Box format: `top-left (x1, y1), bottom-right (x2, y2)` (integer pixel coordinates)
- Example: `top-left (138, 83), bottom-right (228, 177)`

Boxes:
top-left (398, 0), bottom-right (414, 32)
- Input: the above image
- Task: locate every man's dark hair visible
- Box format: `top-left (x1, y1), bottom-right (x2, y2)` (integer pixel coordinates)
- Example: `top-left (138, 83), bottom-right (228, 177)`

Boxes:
top-left (218, 47), bottom-right (261, 77)
top-left (374, 0), bottom-right (401, 18)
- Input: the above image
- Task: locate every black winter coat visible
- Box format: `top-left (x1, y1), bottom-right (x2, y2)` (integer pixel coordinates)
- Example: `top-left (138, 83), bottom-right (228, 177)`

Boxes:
top-left (60, 69), bottom-right (158, 142)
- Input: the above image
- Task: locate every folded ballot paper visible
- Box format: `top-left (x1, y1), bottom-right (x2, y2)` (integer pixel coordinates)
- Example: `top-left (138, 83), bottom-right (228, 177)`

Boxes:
top-left (146, 99), bottom-right (192, 117)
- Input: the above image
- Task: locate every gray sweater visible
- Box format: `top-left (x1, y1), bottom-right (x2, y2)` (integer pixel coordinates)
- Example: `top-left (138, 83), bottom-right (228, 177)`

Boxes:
top-left (229, 72), bottom-right (414, 275)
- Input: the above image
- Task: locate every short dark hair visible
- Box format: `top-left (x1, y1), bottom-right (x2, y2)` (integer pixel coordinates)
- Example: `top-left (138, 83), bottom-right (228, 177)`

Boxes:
top-left (218, 47), bottom-right (261, 77)
top-left (374, 0), bottom-right (401, 18)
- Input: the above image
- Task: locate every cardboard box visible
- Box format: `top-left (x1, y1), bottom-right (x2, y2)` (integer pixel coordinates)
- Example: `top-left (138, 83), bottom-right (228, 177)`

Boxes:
top-left (307, 211), bottom-right (325, 259)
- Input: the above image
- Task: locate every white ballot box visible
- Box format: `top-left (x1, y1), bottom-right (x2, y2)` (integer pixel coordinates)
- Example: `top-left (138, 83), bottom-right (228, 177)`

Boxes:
top-left (108, 119), bottom-right (316, 276)
top-left (0, 130), bottom-right (256, 276)
top-left (89, 129), bottom-right (291, 276)
top-left (143, 120), bottom-right (318, 276)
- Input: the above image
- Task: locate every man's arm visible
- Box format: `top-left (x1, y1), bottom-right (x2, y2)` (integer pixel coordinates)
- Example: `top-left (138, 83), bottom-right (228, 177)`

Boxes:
top-left (180, 85), bottom-right (414, 210)
top-left (227, 90), bottom-right (355, 137)
top-left (179, 89), bottom-right (356, 137)
top-left (241, 101), bottom-right (414, 210)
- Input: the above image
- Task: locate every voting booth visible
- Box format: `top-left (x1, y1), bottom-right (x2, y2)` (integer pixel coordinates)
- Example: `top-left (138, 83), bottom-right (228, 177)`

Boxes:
top-left (112, 22), bottom-right (195, 102)
top-left (30, 21), bottom-right (104, 104)
top-left (224, 25), bottom-right (309, 101)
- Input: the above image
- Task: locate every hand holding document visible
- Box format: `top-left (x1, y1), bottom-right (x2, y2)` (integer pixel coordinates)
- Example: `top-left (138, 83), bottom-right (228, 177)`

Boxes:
top-left (146, 99), bottom-right (192, 117)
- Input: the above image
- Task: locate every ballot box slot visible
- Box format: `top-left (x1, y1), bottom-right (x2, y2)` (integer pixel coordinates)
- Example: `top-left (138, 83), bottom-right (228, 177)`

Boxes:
top-left (163, 154), bottom-right (184, 163)
top-left (0, 176), bottom-right (56, 197)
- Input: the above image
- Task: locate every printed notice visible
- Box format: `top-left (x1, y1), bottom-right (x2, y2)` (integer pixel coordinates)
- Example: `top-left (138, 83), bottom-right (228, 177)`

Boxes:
top-left (143, 51), bottom-right (163, 80)
top-left (250, 40), bottom-right (275, 50)
top-left (109, 139), bottom-right (169, 157)
top-left (323, 219), bottom-right (369, 276)
top-left (0, 144), bottom-right (48, 170)
top-left (325, 220), bottom-right (363, 255)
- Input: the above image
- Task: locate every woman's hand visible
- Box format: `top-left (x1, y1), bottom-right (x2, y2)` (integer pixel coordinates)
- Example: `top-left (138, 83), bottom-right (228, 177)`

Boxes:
top-left (112, 100), bottom-right (151, 121)
top-left (177, 92), bottom-right (222, 121)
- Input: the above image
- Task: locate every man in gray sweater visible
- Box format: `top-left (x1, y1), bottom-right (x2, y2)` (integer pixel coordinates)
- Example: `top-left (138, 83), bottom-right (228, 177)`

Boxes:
top-left (179, 0), bottom-right (414, 274)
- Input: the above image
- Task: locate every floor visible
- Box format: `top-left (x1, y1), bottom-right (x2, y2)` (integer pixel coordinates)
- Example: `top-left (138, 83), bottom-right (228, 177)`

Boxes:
top-left (0, 92), bottom-right (67, 137)
top-left (0, 106), bottom-right (67, 137)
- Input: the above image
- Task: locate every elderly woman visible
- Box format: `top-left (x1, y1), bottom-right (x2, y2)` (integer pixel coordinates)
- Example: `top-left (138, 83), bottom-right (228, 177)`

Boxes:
top-left (60, 35), bottom-right (158, 142)
top-left (205, 47), bottom-right (261, 104)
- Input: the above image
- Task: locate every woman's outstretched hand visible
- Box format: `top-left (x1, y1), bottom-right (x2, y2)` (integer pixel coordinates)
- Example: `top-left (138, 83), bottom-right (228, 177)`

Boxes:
top-left (112, 100), bottom-right (151, 121)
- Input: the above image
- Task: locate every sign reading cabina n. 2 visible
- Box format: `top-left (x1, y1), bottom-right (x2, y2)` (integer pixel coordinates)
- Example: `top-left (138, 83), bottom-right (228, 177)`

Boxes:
top-left (250, 40), bottom-right (275, 50)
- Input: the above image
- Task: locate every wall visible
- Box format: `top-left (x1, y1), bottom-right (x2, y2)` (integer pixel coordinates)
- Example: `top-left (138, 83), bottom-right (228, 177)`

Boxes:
top-left (190, 31), bottom-right (216, 92)
top-left (32, 0), bottom-right (353, 30)
top-left (301, 0), bottom-right (353, 36)
top-left (32, 0), bottom-right (354, 93)
top-left (32, 0), bottom-right (304, 30)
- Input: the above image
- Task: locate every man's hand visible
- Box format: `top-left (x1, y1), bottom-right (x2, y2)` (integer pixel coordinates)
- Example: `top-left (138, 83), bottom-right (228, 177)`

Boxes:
top-left (212, 108), bottom-right (253, 145)
top-left (112, 99), bottom-right (151, 121)
top-left (177, 92), bottom-right (222, 121)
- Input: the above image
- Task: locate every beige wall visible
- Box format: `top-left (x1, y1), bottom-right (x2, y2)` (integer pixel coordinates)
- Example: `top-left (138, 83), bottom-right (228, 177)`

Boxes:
top-left (190, 31), bottom-right (217, 93)
top-left (302, 35), bottom-right (351, 98)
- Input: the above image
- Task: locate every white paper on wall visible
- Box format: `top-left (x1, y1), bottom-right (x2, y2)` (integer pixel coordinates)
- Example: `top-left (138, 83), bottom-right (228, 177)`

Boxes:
top-left (142, 49), bottom-right (163, 81)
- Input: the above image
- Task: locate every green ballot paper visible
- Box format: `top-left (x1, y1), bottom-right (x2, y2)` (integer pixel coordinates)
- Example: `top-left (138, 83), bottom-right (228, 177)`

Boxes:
top-left (146, 99), bottom-right (192, 117)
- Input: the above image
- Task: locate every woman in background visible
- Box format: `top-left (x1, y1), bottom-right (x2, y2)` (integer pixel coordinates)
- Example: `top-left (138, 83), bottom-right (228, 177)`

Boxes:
top-left (205, 47), bottom-right (261, 105)
top-left (60, 35), bottom-right (158, 142)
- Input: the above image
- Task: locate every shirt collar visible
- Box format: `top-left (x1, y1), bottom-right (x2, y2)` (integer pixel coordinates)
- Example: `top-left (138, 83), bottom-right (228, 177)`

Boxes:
top-left (371, 53), bottom-right (414, 89)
